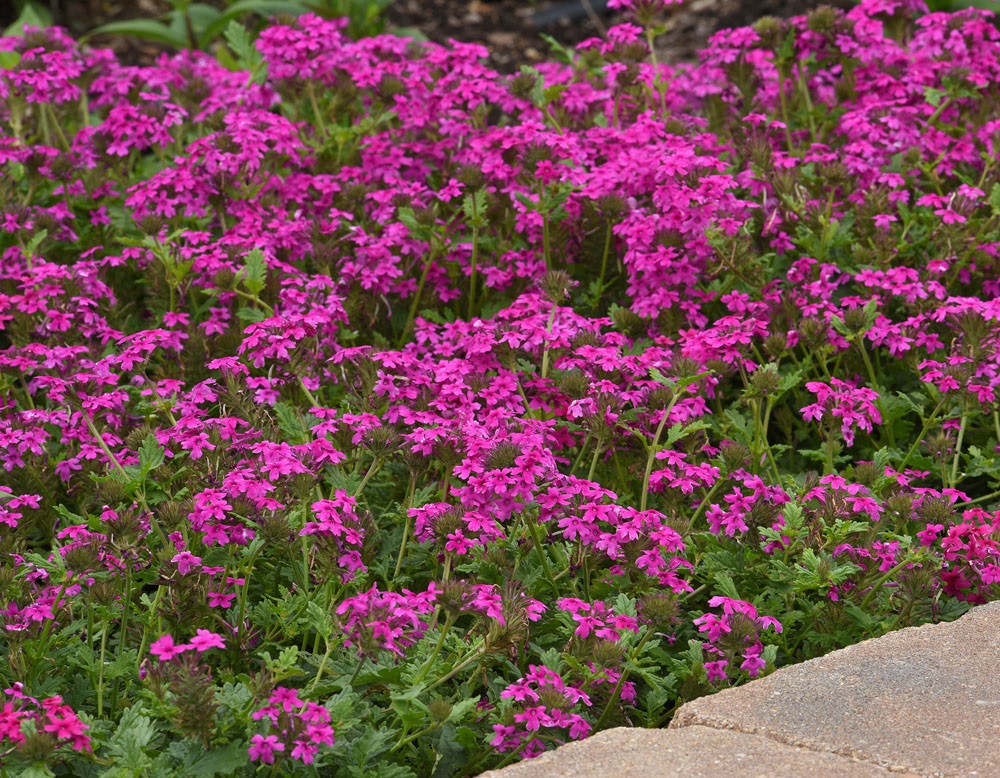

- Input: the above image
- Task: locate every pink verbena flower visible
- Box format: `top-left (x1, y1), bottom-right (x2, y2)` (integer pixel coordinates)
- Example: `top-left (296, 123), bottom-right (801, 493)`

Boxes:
top-left (188, 629), bottom-right (226, 653)
top-left (149, 634), bottom-right (191, 661)
top-left (801, 378), bottom-right (882, 447)
top-left (249, 688), bottom-right (335, 767)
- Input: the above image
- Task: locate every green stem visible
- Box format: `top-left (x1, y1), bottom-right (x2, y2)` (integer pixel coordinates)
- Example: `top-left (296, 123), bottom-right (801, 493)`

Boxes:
top-left (540, 305), bottom-right (557, 381)
top-left (953, 489), bottom-right (1000, 509)
top-left (399, 247), bottom-right (437, 347)
top-left (306, 82), bottom-right (328, 141)
top-left (645, 29), bottom-right (658, 68)
top-left (542, 216), bottom-right (551, 272)
top-left (593, 627), bottom-right (654, 731)
top-left (413, 612), bottom-right (457, 685)
top-left (949, 412), bottom-right (968, 489)
top-left (425, 639), bottom-right (487, 692)
top-left (861, 556), bottom-right (916, 611)
top-left (80, 410), bottom-right (167, 546)
top-left (761, 398), bottom-right (782, 483)
top-left (569, 432), bottom-right (592, 476)
top-left (854, 334), bottom-right (896, 449)
top-left (640, 402), bottom-right (675, 512)
top-left (592, 222), bottom-right (613, 314)
top-left (354, 457), bottom-right (382, 499)
top-left (135, 584), bottom-right (165, 670)
top-left (689, 479), bottom-right (724, 530)
top-left (391, 721), bottom-right (442, 754)
top-left (234, 543), bottom-right (265, 646)
top-left (96, 619), bottom-right (110, 717)
top-left (587, 439), bottom-right (604, 483)
top-left (897, 397), bottom-right (948, 473)
top-left (469, 206), bottom-right (480, 320)
top-left (392, 475), bottom-right (417, 584)
top-left (30, 575), bottom-right (73, 684)
top-left (524, 512), bottom-right (560, 599)
top-left (308, 636), bottom-right (333, 693)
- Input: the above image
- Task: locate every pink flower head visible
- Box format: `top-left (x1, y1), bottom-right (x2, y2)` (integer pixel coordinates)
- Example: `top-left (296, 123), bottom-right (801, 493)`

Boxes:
top-left (189, 629), bottom-right (226, 653)
top-left (248, 733), bottom-right (285, 764)
top-left (149, 634), bottom-right (191, 661)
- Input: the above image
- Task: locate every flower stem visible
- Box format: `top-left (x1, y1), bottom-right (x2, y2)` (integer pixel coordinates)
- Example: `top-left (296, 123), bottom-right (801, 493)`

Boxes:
top-left (593, 627), bottom-right (654, 731)
top-left (524, 512), bottom-right (559, 599)
top-left (949, 412), bottom-right (968, 489)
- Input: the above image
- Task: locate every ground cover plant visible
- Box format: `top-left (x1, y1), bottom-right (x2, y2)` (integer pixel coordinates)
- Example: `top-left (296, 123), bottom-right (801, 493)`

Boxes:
top-left (2, 0), bottom-right (1000, 774)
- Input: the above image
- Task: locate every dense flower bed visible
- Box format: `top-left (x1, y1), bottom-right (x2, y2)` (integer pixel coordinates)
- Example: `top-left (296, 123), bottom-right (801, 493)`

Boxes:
top-left (2, 0), bottom-right (1000, 773)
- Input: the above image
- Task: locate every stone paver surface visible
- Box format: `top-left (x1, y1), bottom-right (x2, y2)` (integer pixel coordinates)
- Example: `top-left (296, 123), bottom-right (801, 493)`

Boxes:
top-left (478, 725), bottom-right (901, 777)
top-left (482, 601), bottom-right (1000, 777)
top-left (672, 601), bottom-right (1000, 776)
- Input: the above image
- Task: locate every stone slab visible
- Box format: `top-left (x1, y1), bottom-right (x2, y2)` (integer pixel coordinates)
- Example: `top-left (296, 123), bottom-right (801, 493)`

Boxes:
top-left (671, 601), bottom-right (1000, 776)
top-left (478, 725), bottom-right (899, 777)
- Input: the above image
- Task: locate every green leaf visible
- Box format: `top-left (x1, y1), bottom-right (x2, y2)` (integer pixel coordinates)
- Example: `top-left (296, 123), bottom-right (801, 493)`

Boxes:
top-left (236, 306), bottom-right (267, 323)
top-left (613, 592), bottom-right (637, 618)
top-left (273, 401), bottom-right (308, 443)
top-left (446, 696), bottom-right (480, 724)
top-left (88, 19), bottom-right (188, 49)
top-left (649, 367), bottom-right (712, 389)
top-left (713, 571), bottom-right (740, 600)
top-left (543, 83), bottom-right (568, 104)
top-left (4, 2), bottom-right (52, 38)
top-left (723, 407), bottom-right (750, 439)
top-left (107, 704), bottom-right (158, 772)
top-left (0, 49), bottom-right (20, 69)
top-left (17, 766), bottom-right (54, 778)
top-left (222, 19), bottom-right (257, 65)
top-left (238, 247), bottom-right (268, 296)
top-left (461, 191), bottom-right (487, 228)
top-left (990, 183), bottom-right (1000, 217)
top-left (204, 2), bottom-right (311, 49)
top-left (303, 600), bottom-right (334, 639)
top-left (138, 434), bottom-right (165, 476)
top-left (665, 420), bottom-right (710, 447)
top-left (396, 206), bottom-right (421, 232)
top-left (924, 87), bottom-right (947, 107)
top-left (538, 33), bottom-right (576, 66)
top-left (167, 739), bottom-right (249, 778)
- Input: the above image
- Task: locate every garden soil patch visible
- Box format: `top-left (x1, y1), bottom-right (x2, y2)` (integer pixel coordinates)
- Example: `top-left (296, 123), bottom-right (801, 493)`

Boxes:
top-left (6, 0), bottom-right (852, 71)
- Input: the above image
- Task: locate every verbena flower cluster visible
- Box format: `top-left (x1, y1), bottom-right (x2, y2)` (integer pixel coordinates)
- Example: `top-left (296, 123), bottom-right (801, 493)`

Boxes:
top-left (2, 0), bottom-right (1000, 773)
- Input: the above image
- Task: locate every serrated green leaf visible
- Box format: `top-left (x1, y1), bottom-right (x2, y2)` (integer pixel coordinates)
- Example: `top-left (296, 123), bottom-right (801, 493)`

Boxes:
top-left (446, 696), bottom-right (480, 724)
top-left (138, 434), bottom-right (165, 475)
top-left (16, 765), bottom-right (54, 778)
top-left (273, 401), bottom-right (307, 443)
top-left (238, 247), bottom-right (267, 295)
top-left (223, 19), bottom-right (256, 62)
top-left (665, 420), bottom-right (710, 447)
top-left (723, 407), bottom-right (750, 438)
top-left (613, 592), bottom-right (637, 617)
top-left (713, 571), bottom-right (740, 600)
top-left (461, 191), bottom-right (487, 227)
top-left (236, 306), bottom-right (267, 323)
top-left (924, 86), bottom-right (946, 107)
top-left (107, 705), bottom-right (158, 772)
top-left (397, 206), bottom-right (421, 232)
top-left (304, 600), bottom-right (333, 638)
top-left (166, 739), bottom-right (248, 777)
top-left (990, 183), bottom-right (1000, 216)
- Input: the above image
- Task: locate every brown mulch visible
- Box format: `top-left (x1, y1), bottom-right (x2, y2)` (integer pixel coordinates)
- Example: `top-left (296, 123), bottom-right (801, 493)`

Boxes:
top-left (4, 0), bottom-right (852, 72)
top-left (385, 0), bottom-right (853, 72)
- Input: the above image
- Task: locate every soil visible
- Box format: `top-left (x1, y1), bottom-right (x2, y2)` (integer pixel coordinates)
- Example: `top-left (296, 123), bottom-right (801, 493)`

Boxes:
top-left (4, 0), bottom-right (851, 72)
top-left (385, 0), bottom-right (853, 72)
